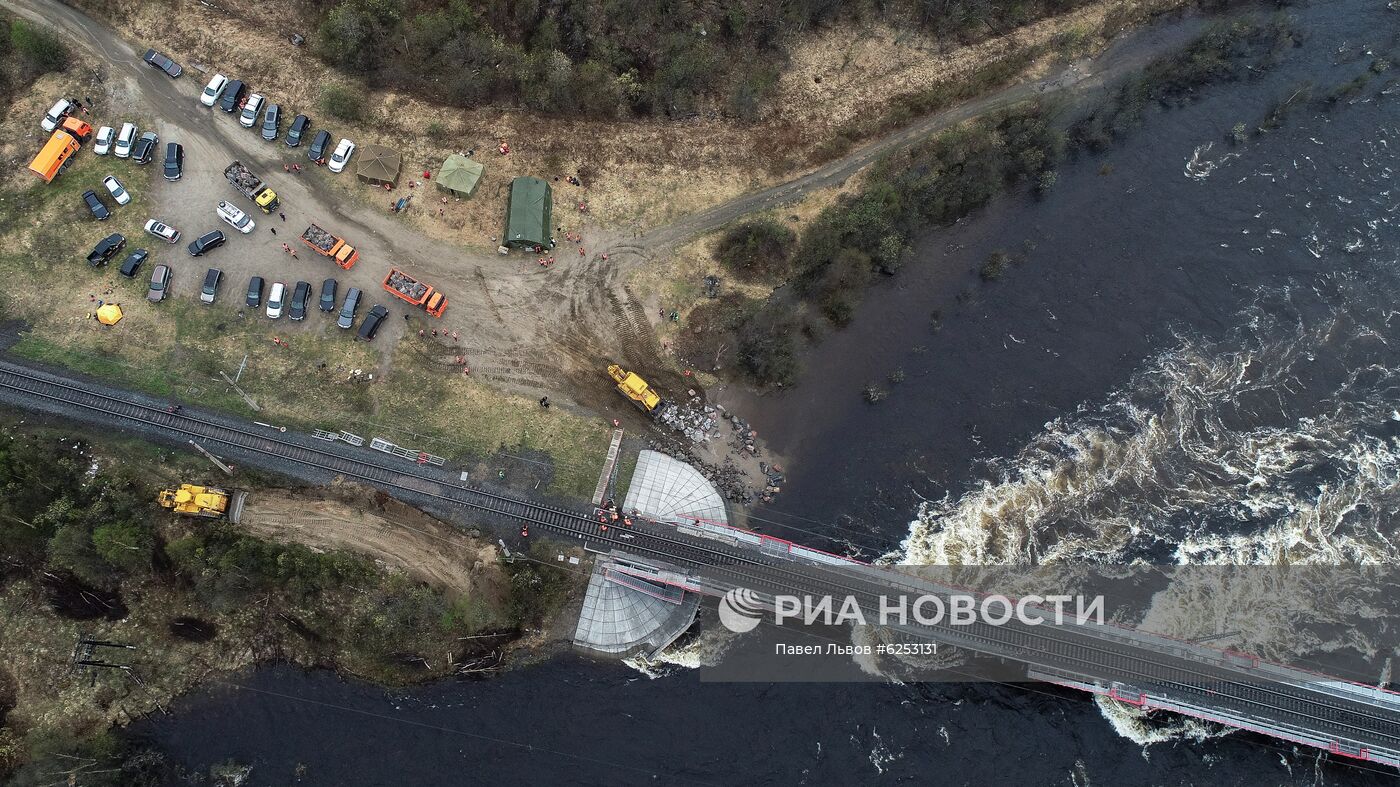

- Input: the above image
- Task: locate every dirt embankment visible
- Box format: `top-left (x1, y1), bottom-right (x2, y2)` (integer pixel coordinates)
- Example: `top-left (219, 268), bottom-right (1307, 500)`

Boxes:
top-left (238, 483), bottom-right (507, 602)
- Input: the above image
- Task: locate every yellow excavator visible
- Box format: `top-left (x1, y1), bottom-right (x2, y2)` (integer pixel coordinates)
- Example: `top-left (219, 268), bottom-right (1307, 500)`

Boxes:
top-left (157, 484), bottom-right (246, 523)
top-left (607, 364), bottom-right (664, 414)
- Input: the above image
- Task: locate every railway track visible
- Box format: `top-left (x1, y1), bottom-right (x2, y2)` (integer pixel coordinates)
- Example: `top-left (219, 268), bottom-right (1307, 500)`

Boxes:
top-left (3, 360), bottom-right (1400, 760)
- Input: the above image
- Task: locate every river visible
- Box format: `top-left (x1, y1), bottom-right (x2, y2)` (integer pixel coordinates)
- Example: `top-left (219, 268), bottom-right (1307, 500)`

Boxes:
top-left (135, 1), bottom-right (1400, 783)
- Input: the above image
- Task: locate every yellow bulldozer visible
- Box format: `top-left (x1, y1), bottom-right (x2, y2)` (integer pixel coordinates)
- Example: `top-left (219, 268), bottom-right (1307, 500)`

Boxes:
top-left (157, 484), bottom-right (246, 523)
top-left (607, 364), bottom-right (664, 414)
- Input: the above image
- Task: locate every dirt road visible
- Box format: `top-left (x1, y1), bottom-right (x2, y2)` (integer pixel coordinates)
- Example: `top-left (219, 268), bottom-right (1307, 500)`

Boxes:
top-left (3, 0), bottom-right (1206, 411)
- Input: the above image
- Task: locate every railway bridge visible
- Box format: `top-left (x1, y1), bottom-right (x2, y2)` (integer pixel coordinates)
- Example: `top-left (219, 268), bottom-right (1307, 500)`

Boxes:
top-left (2, 359), bottom-right (1398, 769)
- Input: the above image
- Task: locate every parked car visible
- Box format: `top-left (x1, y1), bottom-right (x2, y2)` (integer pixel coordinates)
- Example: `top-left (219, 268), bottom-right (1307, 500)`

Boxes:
top-left (246, 275), bottom-right (264, 307)
top-left (266, 281), bottom-right (286, 318)
top-left (308, 129), bottom-right (331, 162)
top-left (142, 48), bottom-right (182, 77)
top-left (289, 280), bottom-right (311, 321)
top-left (336, 287), bottom-right (361, 329)
top-left (113, 123), bottom-right (137, 158)
top-left (200, 268), bottom-right (222, 304)
top-left (147, 263), bottom-right (171, 302)
top-left (218, 80), bottom-right (246, 113)
top-left (102, 175), bottom-right (130, 205)
top-left (319, 278), bottom-right (338, 311)
top-left (327, 138), bottom-right (355, 173)
top-left (261, 104), bottom-right (280, 141)
top-left (87, 233), bottom-right (125, 266)
top-left (132, 131), bottom-right (158, 164)
top-left (82, 190), bottom-right (110, 221)
top-left (118, 248), bottom-right (149, 278)
top-left (285, 114), bottom-right (309, 147)
top-left (239, 94), bottom-right (264, 128)
top-left (93, 126), bottom-right (115, 155)
top-left (163, 143), bottom-right (183, 180)
top-left (187, 229), bottom-right (226, 257)
top-left (40, 98), bottom-right (74, 132)
top-left (357, 304), bottom-right (388, 340)
top-left (144, 219), bottom-right (180, 243)
top-left (216, 200), bottom-right (254, 234)
top-left (200, 74), bottom-right (227, 107)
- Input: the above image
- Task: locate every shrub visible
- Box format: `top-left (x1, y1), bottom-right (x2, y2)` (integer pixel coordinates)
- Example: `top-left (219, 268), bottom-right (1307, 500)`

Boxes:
top-left (319, 83), bottom-right (367, 121)
top-left (9, 20), bottom-right (65, 79)
top-left (714, 218), bottom-right (795, 282)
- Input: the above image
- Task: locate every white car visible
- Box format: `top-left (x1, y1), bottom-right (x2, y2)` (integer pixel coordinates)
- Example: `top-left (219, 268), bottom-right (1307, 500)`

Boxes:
top-left (144, 219), bottom-right (181, 243)
top-left (239, 93), bottom-right (263, 128)
top-left (40, 98), bottom-right (73, 132)
top-left (266, 282), bottom-right (286, 318)
top-left (102, 176), bottom-right (130, 206)
top-left (216, 200), bottom-right (255, 234)
top-left (93, 126), bottom-right (115, 155)
top-left (327, 138), bottom-right (355, 173)
top-left (200, 74), bottom-right (227, 107)
top-left (113, 123), bottom-right (137, 159)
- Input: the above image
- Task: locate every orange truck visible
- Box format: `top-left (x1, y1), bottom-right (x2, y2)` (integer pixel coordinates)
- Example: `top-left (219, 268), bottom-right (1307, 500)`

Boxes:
top-left (27, 117), bottom-right (93, 183)
top-left (382, 268), bottom-right (447, 317)
top-left (300, 223), bottom-right (359, 269)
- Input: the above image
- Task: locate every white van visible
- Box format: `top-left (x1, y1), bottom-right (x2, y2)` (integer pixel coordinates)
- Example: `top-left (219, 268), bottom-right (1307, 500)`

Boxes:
top-left (266, 281), bottom-right (286, 319)
top-left (200, 74), bottom-right (227, 107)
top-left (41, 98), bottom-right (74, 132)
top-left (113, 123), bottom-right (137, 159)
top-left (239, 94), bottom-right (264, 128)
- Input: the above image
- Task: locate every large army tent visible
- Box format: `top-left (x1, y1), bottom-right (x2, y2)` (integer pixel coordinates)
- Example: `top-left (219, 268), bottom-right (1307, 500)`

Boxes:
top-left (437, 154), bottom-right (484, 197)
top-left (356, 145), bottom-right (401, 187)
top-left (504, 176), bottom-right (552, 249)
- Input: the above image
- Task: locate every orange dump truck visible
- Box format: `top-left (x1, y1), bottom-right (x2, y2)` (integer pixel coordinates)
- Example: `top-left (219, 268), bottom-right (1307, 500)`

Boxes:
top-left (301, 223), bottom-right (359, 269)
top-left (27, 118), bottom-right (93, 183)
top-left (382, 268), bottom-right (447, 317)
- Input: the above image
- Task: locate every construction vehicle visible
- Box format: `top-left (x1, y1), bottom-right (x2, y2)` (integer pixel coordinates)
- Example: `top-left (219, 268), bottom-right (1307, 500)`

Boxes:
top-left (223, 160), bottom-right (279, 213)
top-left (27, 119), bottom-right (92, 183)
top-left (382, 268), bottom-right (447, 317)
top-left (157, 483), bottom-right (246, 523)
top-left (301, 223), bottom-right (359, 269)
top-left (607, 364), bottom-right (664, 414)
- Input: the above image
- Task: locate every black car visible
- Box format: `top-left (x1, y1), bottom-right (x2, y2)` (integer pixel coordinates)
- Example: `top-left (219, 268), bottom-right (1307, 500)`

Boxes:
top-left (142, 48), bottom-right (182, 78)
top-left (187, 230), bottom-right (226, 257)
top-left (261, 104), bottom-right (280, 141)
top-left (86, 233), bottom-right (125, 266)
top-left (118, 248), bottom-right (148, 277)
top-left (357, 304), bottom-right (388, 341)
top-left (218, 79), bottom-right (246, 112)
top-left (336, 287), bottom-right (361, 329)
top-left (132, 131), bottom-right (158, 164)
top-left (82, 190), bottom-right (110, 221)
top-left (246, 275), bottom-right (264, 307)
top-left (289, 280), bottom-right (311, 321)
top-left (318, 278), bottom-right (337, 312)
top-left (200, 268), bottom-right (222, 304)
top-left (285, 114), bottom-right (309, 147)
top-left (308, 129), bottom-right (331, 162)
top-left (163, 142), bottom-right (183, 180)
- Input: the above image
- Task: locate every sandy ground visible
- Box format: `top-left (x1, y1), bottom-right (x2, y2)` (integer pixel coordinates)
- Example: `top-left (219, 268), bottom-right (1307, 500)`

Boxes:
top-left (238, 484), bottom-right (507, 601)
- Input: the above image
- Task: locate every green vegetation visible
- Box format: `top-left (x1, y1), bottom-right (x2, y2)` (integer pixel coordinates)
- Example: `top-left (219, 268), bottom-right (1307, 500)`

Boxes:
top-left (313, 0), bottom-right (1100, 119)
top-left (6, 18), bottom-right (67, 81)
top-left (714, 218), bottom-right (795, 282)
top-left (1071, 16), bottom-right (1299, 151)
top-left (319, 82), bottom-right (368, 121)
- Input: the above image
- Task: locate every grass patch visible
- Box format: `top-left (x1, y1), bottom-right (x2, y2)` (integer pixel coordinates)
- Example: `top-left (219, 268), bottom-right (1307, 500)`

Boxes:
top-left (319, 82), bottom-right (367, 121)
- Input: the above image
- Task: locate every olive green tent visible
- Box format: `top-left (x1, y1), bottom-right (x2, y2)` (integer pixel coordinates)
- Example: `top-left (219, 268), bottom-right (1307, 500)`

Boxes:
top-left (437, 154), bottom-right (484, 198)
top-left (355, 144), bottom-right (401, 187)
top-left (504, 176), bottom-right (553, 249)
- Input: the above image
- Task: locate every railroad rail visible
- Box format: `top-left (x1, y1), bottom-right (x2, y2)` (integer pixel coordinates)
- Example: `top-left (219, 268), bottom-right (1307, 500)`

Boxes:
top-left (3, 359), bottom-right (1399, 768)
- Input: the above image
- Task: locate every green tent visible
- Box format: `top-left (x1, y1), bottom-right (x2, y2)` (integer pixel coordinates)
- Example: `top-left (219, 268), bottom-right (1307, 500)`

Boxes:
top-left (437, 154), bottom-right (484, 197)
top-left (504, 176), bottom-right (553, 249)
top-left (356, 145), bottom-right (401, 187)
